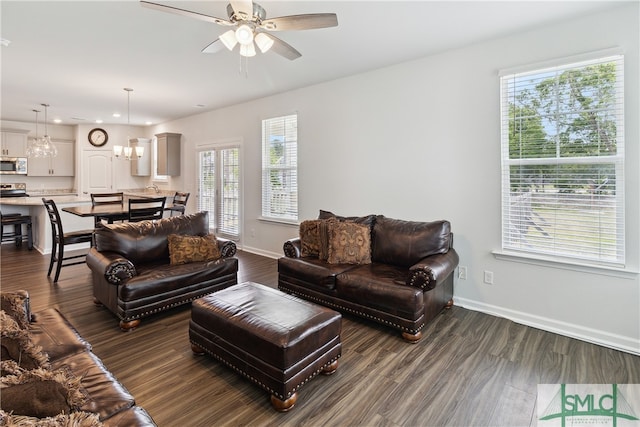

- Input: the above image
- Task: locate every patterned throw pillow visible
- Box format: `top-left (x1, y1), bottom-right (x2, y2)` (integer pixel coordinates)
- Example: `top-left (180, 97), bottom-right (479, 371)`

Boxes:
top-left (327, 221), bottom-right (372, 265)
top-left (1, 291), bottom-right (31, 329)
top-left (0, 367), bottom-right (86, 419)
top-left (167, 234), bottom-right (221, 265)
top-left (0, 310), bottom-right (50, 371)
top-left (299, 220), bottom-right (322, 257)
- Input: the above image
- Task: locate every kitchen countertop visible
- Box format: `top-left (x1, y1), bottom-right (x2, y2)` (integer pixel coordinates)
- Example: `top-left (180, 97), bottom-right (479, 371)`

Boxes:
top-left (0, 196), bottom-right (92, 206)
top-left (0, 189), bottom-right (178, 207)
top-left (122, 189), bottom-right (177, 197)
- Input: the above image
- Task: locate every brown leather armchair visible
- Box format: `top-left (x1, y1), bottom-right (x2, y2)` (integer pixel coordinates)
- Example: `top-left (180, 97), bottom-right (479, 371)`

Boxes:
top-left (87, 211), bottom-right (238, 331)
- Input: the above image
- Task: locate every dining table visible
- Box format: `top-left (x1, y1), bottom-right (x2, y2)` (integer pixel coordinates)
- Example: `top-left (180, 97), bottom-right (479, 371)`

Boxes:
top-left (62, 196), bottom-right (176, 224)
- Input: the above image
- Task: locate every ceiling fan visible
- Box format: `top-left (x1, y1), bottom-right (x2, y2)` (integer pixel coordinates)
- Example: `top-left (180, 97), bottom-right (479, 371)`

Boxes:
top-left (140, 0), bottom-right (338, 60)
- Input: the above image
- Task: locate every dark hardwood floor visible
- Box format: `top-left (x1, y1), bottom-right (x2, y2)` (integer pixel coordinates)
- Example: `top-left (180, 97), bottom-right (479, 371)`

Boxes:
top-left (1, 244), bottom-right (638, 427)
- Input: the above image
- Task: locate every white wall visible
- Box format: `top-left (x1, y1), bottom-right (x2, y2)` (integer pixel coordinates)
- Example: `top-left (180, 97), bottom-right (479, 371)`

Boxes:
top-left (154, 4), bottom-right (639, 353)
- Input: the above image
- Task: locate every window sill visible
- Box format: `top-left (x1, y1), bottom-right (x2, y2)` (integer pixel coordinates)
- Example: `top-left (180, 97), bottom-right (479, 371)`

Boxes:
top-left (492, 250), bottom-right (638, 279)
top-left (258, 216), bottom-right (299, 227)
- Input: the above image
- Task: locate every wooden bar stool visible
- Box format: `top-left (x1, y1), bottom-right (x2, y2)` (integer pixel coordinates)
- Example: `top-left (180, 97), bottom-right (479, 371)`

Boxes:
top-left (1, 212), bottom-right (33, 250)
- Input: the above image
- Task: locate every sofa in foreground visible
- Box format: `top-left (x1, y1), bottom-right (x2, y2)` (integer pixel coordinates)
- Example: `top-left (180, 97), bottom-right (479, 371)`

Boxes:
top-left (87, 211), bottom-right (238, 331)
top-left (0, 290), bottom-right (156, 426)
top-left (278, 211), bottom-right (459, 342)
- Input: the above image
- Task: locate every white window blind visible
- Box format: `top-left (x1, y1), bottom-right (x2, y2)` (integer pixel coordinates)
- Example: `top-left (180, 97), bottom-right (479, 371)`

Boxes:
top-left (500, 55), bottom-right (625, 266)
top-left (262, 114), bottom-right (298, 221)
top-left (198, 146), bottom-right (240, 238)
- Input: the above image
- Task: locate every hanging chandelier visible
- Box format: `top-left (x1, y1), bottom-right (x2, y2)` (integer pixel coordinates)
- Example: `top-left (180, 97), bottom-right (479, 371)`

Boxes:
top-left (26, 104), bottom-right (58, 158)
top-left (113, 88), bottom-right (144, 160)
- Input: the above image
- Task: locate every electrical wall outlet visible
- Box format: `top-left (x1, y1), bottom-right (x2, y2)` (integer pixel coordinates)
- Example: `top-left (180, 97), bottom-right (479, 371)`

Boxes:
top-left (484, 270), bottom-right (494, 285)
top-left (458, 266), bottom-right (467, 280)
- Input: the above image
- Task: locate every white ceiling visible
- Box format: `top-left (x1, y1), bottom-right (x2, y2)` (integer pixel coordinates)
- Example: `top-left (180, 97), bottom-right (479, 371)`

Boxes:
top-left (0, 0), bottom-right (625, 126)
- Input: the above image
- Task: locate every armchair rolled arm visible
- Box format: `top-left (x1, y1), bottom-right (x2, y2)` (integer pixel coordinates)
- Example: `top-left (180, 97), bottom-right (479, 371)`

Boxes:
top-left (86, 248), bottom-right (137, 285)
top-left (283, 238), bottom-right (302, 258)
top-left (216, 237), bottom-right (237, 258)
top-left (407, 248), bottom-right (460, 291)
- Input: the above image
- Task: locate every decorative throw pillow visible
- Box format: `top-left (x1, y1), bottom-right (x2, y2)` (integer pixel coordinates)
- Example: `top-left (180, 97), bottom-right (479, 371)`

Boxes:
top-left (0, 311), bottom-right (50, 371)
top-left (0, 367), bottom-right (85, 419)
top-left (1, 291), bottom-right (31, 330)
top-left (326, 221), bottom-right (372, 265)
top-left (299, 220), bottom-right (322, 257)
top-left (0, 410), bottom-right (103, 427)
top-left (318, 218), bottom-right (336, 261)
top-left (167, 234), bottom-right (221, 265)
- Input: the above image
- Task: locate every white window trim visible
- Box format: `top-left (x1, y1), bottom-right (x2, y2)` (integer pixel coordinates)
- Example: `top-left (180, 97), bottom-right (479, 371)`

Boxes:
top-left (261, 113), bottom-right (298, 222)
top-left (498, 53), bottom-right (626, 270)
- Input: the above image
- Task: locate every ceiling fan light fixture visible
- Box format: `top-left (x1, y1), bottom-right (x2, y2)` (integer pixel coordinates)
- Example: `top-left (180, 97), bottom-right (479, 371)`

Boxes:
top-left (254, 32), bottom-right (274, 53)
top-left (219, 29), bottom-right (238, 51)
top-left (235, 24), bottom-right (254, 45)
top-left (239, 42), bottom-right (256, 57)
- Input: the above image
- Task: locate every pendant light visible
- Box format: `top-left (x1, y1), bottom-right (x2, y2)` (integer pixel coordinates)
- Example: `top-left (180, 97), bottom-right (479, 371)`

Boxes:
top-left (26, 104), bottom-right (57, 158)
top-left (113, 88), bottom-right (144, 160)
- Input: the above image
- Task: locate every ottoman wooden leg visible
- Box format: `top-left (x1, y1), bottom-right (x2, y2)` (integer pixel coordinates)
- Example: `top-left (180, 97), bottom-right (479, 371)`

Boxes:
top-left (321, 360), bottom-right (339, 375)
top-left (271, 393), bottom-right (298, 412)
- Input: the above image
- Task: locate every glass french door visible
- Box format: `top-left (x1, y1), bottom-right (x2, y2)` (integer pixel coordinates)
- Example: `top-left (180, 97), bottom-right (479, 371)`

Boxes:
top-left (198, 145), bottom-right (240, 240)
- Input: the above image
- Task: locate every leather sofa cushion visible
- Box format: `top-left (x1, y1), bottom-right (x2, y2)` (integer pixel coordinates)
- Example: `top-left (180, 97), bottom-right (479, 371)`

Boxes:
top-left (29, 308), bottom-right (92, 363)
top-left (318, 210), bottom-right (376, 230)
top-left (372, 216), bottom-right (451, 268)
top-left (119, 258), bottom-right (238, 302)
top-left (93, 211), bottom-right (209, 265)
top-left (51, 351), bottom-right (135, 421)
top-left (336, 263), bottom-right (424, 319)
top-left (278, 256), bottom-right (358, 291)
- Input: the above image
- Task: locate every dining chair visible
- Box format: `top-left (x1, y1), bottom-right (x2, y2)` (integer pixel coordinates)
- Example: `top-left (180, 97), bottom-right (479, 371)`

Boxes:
top-left (167, 192), bottom-right (190, 216)
top-left (1, 211), bottom-right (33, 250)
top-left (90, 192), bottom-right (127, 227)
top-left (128, 197), bottom-right (166, 222)
top-left (42, 198), bottom-right (94, 283)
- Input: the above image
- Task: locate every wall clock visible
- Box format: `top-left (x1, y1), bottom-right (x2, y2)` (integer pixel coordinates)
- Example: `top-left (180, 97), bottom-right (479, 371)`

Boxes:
top-left (88, 128), bottom-right (108, 147)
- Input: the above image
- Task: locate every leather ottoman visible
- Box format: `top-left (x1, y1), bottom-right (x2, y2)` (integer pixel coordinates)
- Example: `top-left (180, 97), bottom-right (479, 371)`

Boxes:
top-left (189, 282), bottom-right (342, 411)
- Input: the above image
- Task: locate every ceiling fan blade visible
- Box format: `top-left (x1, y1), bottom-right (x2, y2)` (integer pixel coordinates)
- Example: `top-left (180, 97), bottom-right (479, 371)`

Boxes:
top-left (229, 0), bottom-right (254, 20)
top-left (201, 40), bottom-right (225, 54)
top-left (260, 13), bottom-right (338, 31)
top-left (266, 34), bottom-right (302, 61)
top-left (140, 1), bottom-right (233, 26)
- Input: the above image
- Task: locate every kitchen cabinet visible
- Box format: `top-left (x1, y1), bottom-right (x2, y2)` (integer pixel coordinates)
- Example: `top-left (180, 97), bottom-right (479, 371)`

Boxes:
top-left (27, 139), bottom-right (74, 176)
top-left (130, 138), bottom-right (151, 176)
top-left (1, 129), bottom-right (28, 157)
top-left (156, 132), bottom-right (181, 176)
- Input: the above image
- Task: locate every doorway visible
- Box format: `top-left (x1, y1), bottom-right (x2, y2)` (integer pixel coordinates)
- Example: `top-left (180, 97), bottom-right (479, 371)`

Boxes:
top-left (197, 144), bottom-right (241, 241)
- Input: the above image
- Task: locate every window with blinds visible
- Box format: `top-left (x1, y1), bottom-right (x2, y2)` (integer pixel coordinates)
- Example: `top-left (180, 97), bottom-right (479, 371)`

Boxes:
top-left (262, 114), bottom-right (298, 221)
top-left (500, 55), bottom-right (625, 266)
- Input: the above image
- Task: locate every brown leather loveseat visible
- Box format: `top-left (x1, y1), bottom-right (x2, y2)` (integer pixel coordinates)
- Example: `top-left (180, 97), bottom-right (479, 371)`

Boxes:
top-left (278, 211), bottom-right (459, 342)
top-left (87, 211), bottom-right (238, 331)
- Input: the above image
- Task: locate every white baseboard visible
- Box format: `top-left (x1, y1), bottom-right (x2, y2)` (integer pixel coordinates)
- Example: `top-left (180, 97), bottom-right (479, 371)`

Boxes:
top-left (240, 245), bottom-right (280, 259)
top-left (454, 297), bottom-right (640, 356)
